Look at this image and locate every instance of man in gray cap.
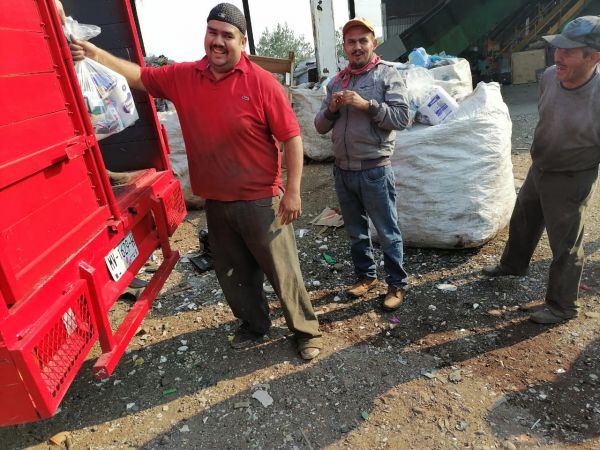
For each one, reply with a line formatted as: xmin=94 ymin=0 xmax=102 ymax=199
xmin=69 ymin=3 xmax=323 ymax=359
xmin=483 ymin=16 xmax=600 ymax=324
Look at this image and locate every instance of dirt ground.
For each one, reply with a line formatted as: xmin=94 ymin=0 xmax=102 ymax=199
xmin=3 ymin=82 xmax=600 ymax=450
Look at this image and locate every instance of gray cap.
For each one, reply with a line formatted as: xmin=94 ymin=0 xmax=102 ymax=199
xmin=207 ymin=3 xmax=247 ymax=35
xmin=542 ymin=16 xmax=600 ymax=50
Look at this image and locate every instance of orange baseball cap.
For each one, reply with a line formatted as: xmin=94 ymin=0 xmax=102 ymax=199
xmin=342 ymin=17 xmax=375 ymax=36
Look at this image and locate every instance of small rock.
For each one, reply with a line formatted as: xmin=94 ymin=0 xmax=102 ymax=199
xmin=179 ymin=425 xmax=190 ymax=433
xmin=502 ymin=441 xmax=517 ymax=450
xmin=420 ymin=369 xmax=436 ymax=379
xmin=584 ymin=311 xmax=600 ymax=319
xmin=455 ymin=420 xmax=468 ymax=431
xmin=448 ymin=370 xmax=462 ymax=383
xmin=436 ymin=283 xmax=457 ymax=292
xmin=48 ymin=432 xmax=71 ymax=446
xmin=234 ymin=401 xmax=251 ymax=409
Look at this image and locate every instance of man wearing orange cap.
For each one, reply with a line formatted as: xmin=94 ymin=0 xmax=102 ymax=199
xmin=483 ymin=16 xmax=600 ymax=324
xmin=315 ymin=17 xmax=409 ymax=311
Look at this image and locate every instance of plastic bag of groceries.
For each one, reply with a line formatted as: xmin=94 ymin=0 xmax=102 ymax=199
xmin=63 ymin=16 xmax=138 ymax=140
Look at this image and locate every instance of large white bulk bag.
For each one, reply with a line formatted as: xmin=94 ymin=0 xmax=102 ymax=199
xmin=392 ymin=82 xmax=515 ymax=248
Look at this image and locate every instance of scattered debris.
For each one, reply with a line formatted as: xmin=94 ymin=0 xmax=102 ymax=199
xmin=252 ymin=390 xmax=274 ymax=407
xmin=49 ymin=432 xmax=71 ymax=446
xmin=322 ymin=253 xmax=336 ymax=265
xmin=310 ymin=207 xmax=344 ymax=228
xmin=436 ymin=283 xmax=457 ymax=292
xmin=448 ymin=370 xmax=462 ymax=383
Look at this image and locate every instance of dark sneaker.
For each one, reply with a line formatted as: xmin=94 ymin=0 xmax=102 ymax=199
xmin=529 ymin=308 xmax=570 ymax=324
xmin=482 ymin=265 xmax=525 ymax=277
xmin=383 ymin=286 xmax=405 ymax=311
xmin=347 ymin=277 xmax=378 ymax=297
xmin=230 ymin=325 xmax=266 ymax=349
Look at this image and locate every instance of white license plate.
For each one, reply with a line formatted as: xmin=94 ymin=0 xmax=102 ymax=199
xmin=105 ymin=232 xmax=139 ymax=281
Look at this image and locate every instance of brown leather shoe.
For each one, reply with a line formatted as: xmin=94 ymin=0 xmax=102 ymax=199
xmin=347 ymin=277 xmax=378 ymax=297
xmin=300 ymin=347 xmax=320 ymax=360
xmin=383 ymin=286 xmax=405 ymax=311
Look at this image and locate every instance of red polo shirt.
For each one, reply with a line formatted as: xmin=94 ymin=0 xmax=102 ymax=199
xmin=141 ymin=53 xmax=300 ymax=201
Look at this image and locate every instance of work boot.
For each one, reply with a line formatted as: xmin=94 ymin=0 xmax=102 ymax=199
xmin=299 ymin=347 xmax=320 ymax=360
xmin=383 ymin=286 xmax=405 ymax=311
xmin=529 ymin=307 xmax=571 ymax=324
xmin=297 ymin=337 xmax=323 ymax=361
xmin=346 ymin=277 xmax=378 ymax=298
xmin=482 ymin=264 xmax=526 ymax=277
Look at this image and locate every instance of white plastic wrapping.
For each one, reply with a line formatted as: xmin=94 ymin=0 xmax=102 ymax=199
xmin=291 ymin=83 xmax=334 ymax=161
xmin=64 ymin=16 xmax=138 ymax=140
xmin=75 ymin=59 xmax=138 ymax=140
xmin=399 ymin=58 xmax=473 ymax=126
xmin=157 ymin=109 xmax=205 ymax=210
xmin=429 ymin=58 xmax=473 ymax=100
xmin=391 ymin=83 xmax=515 ymax=248
xmin=417 ymin=85 xmax=459 ymax=125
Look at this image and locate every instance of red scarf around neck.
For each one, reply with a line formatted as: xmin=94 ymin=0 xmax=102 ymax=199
xmin=335 ymin=55 xmax=381 ymax=88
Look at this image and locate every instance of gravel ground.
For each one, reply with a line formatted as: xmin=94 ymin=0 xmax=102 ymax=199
xmin=3 ymin=82 xmax=600 ymax=450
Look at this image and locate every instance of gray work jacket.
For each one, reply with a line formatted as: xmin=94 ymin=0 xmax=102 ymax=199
xmin=314 ymin=62 xmax=409 ymax=170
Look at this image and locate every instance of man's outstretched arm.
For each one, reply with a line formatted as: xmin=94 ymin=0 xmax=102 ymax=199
xmin=69 ymin=37 xmax=146 ymax=92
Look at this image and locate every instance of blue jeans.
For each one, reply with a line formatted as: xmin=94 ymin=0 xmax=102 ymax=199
xmin=334 ymin=165 xmax=408 ymax=288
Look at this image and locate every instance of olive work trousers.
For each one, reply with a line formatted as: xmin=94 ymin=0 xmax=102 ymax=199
xmin=205 ymin=196 xmax=322 ymax=349
xmin=499 ymin=164 xmax=598 ymax=318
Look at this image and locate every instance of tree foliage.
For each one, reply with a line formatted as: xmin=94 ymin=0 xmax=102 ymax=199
xmin=256 ymin=23 xmax=314 ymax=63
xmin=335 ymin=28 xmax=345 ymax=60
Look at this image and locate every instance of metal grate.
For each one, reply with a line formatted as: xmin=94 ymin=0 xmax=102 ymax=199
xmin=164 ymin=182 xmax=186 ymax=235
xmin=32 ymin=294 xmax=94 ymax=398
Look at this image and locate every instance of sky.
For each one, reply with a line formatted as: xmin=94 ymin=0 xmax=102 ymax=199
xmin=135 ymin=0 xmax=382 ymax=62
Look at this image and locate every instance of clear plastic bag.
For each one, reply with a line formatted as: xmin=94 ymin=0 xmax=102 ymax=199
xmin=63 ymin=16 xmax=138 ymax=140
xmin=63 ymin=16 xmax=100 ymax=41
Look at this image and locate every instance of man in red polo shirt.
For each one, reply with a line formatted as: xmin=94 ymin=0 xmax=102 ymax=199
xmin=69 ymin=3 xmax=323 ymax=360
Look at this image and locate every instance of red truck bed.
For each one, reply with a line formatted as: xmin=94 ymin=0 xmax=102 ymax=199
xmin=0 ymin=0 xmax=186 ymax=425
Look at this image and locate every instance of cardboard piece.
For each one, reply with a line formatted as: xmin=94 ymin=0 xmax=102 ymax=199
xmin=310 ymin=207 xmax=344 ymax=228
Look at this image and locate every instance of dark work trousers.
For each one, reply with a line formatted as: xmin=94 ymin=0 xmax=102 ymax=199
xmin=205 ymin=196 xmax=322 ymax=349
xmin=500 ymin=164 xmax=598 ymax=318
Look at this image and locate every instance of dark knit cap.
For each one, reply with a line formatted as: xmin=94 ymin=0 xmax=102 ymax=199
xmin=207 ymin=3 xmax=247 ymax=35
